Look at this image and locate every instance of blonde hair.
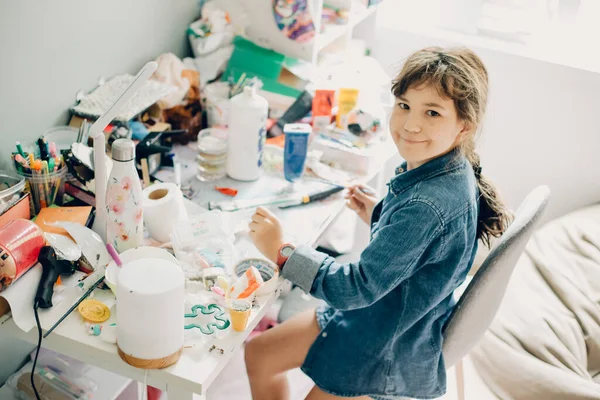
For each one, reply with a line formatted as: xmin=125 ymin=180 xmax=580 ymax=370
xmin=391 ymin=47 xmax=512 ymax=248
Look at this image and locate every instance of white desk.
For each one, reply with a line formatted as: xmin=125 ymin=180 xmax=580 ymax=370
xmin=0 ymin=140 xmax=396 ymax=399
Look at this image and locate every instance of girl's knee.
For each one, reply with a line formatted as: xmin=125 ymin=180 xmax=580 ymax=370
xmin=244 ymin=337 xmax=265 ymax=376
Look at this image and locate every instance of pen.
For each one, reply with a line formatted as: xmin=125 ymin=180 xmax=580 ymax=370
xmin=49 ymin=142 xmax=57 ymax=158
xmin=279 ymin=186 xmax=345 ymax=209
xmin=15 ymin=141 xmax=26 ymax=158
xmin=38 ymin=136 xmax=49 ymax=161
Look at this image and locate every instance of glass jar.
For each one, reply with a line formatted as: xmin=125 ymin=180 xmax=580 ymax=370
xmin=196 ymin=128 xmax=228 ymax=181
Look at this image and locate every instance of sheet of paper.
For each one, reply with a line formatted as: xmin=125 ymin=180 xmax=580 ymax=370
xmin=0 ymin=264 xmax=86 ymax=332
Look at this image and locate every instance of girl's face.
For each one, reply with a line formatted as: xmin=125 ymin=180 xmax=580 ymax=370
xmin=389 ymin=84 xmax=469 ymax=170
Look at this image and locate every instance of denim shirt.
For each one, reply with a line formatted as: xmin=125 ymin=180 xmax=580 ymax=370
xmin=282 ymin=148 xmax=479 ymax=399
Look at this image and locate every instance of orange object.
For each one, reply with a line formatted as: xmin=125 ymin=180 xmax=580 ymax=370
xmin=312 ymin=89 xmax=335 ymax=133
xmin=215 ymin=187 xmax=238 ymax=197
xmin=35 ymin=206 xmax=93 ymax=237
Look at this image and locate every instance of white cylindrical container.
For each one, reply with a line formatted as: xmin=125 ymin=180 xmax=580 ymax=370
xmin=106 ymin=139 xmax=143 ymax=252
xmin=117 ymin=258 xmax=184 ymax=369
xmin=226 ymin=86 xmax=269 ymax=181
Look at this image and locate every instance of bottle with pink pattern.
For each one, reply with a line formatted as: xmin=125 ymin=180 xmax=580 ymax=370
xmin=106 ymin=139 xmax=143 ymax=252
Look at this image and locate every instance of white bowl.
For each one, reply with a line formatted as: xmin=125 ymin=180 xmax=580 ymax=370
xmin=105 ymin=246 xmax=179 ymax=297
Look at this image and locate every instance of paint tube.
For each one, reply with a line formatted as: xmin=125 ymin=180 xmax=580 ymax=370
xmin=336 ymin=88 xmax=360 ymax=129
xmin=267 ymin=90 xmax=313 ymax=138
xmin=283 ymin=123 xmax=311 ymax=183
xmin=312 ymin=89 xmax=335 ymax=134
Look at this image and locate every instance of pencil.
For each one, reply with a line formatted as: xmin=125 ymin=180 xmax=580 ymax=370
xmin=141 ymin=158 xmax=150 ymax=188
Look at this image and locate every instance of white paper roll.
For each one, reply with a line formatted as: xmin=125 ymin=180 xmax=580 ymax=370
xmin=142 ymin=182 xmax=188 ymax=243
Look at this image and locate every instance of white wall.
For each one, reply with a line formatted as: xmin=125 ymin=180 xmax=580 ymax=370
xmin=371 ymin=23 xmax=600 ymax=223
xmin=0 ymin=0 xmax=199 ymax=384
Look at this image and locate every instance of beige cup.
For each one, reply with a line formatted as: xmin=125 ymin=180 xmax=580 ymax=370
xmin=229 ymin=299 xmax=252 ymax=332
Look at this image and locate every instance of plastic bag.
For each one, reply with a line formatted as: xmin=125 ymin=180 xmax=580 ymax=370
xmin=171 ymin=211 xmax=237 ymax=280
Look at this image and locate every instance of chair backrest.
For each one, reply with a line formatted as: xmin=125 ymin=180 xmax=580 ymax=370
xmin=442 ymin=185 xmax=550 ymax=368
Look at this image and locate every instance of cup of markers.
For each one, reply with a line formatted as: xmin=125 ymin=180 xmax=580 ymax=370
xmin=12 ymin=138 xmax=67 ymax=215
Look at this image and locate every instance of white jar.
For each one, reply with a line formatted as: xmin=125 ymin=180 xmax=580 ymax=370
xmin=106 ymin=139 xmax=143 ymax=252
xmin=226 ymin=86 xmax=269 ymax=181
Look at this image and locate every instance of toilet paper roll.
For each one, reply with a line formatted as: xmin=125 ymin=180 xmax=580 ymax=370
xmin=143 ymin=183 xmax=188 ymax=243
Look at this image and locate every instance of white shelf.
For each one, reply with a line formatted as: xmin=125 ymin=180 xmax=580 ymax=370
xmin=314 ymin=3 xmax=379 ymax=53
xmin=0 ymin=361 xmax=131 ymax=400
xmin=86 ymin=366 xmax=132 ymax=400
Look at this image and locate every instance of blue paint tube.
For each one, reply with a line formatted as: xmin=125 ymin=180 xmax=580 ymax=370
xmin=283 ymin=123 xmax=311 ymax=183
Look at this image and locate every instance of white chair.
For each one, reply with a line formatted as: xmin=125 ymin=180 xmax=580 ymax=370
xmin=442 ymin=185 xmax=551 ymax=400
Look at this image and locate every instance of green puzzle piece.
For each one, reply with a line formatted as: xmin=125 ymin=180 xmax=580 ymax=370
xmin=184 ymin=303 xmax=231 ymax=334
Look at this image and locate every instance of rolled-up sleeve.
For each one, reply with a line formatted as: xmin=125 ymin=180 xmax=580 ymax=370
xmin=281 ymin=200 xmax=444 ymax=310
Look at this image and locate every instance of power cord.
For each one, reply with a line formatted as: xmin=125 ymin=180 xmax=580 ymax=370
xmin=31 ymin=301 xmax=42 ymax=400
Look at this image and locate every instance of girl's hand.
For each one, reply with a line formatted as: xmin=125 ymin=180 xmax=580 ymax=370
xmin=248 ymin=206 xmax=284 ymax=264
xmin=345 ymin=185 xmax=379 ymax=225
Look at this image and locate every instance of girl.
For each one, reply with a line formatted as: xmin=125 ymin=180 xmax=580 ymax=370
xmin=246 ymin=47 xmax=512 ymax=400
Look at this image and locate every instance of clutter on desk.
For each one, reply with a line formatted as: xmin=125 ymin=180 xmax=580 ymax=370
xmin=0 ymin=219 xmax=44 ymax=292
xmin=105 ymin=139 xmax=144 ymax=252
xmin=116 ymin=257 xmax=185 ymax=369
xmin=142 ymin=181 xmax=188 ymax=243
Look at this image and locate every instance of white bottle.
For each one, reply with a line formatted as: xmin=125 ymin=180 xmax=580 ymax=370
xmin=106 ymin=139 xmax=143 ymax=252
xmin=226 ymin=86 xmax=269 ymax=181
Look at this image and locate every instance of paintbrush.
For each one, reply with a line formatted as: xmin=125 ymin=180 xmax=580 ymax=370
xmin=43 ymin=276 xmax=105 ymax=338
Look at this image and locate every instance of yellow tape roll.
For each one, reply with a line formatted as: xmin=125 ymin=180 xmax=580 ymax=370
xmin=78 ymin=299 xmax=110 ymax=323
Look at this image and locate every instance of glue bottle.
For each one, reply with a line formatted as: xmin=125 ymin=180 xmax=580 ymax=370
xmin=106 ymin=139 xmax=143 ymax=252
xmin=226 ymin=86 xmax=269 ymax=181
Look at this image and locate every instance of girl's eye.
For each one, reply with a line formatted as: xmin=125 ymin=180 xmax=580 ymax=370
xmin=398 ymin=103 xmax=409 ymax=110
xmin=427 ymin=110 xmax=440 ymax=117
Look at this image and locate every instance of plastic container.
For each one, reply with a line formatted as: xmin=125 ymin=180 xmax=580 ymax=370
xmin=0 ymin=170 xmax=26 ymax=215
xmin=204 ymin=82 xmax=231 ymax=127
xmin=16 ymin=166 xmax=67 ymax=216
xmin=44 ymin=126 xmax=80 ymax=151
xmin=196 ymin=128 xmax=228 ymax=181
xmin=226 ymin=86 xmax=269 ymax=181
xmin=0 ymin=219 xmax=45 ymax=292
